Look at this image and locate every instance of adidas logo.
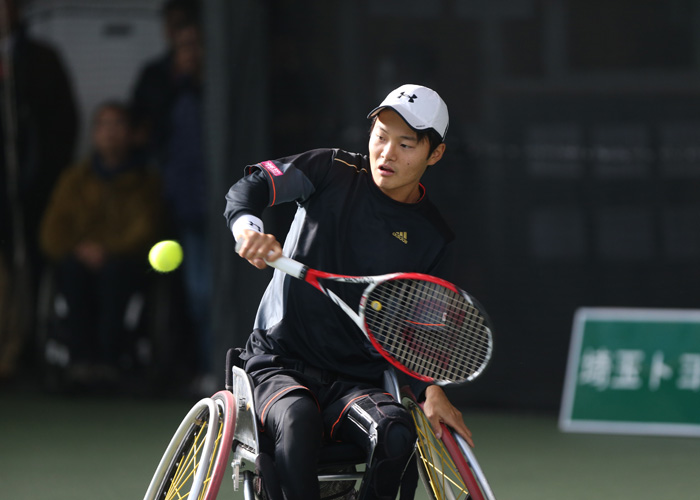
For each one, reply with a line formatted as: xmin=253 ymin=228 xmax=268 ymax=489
xmin=392 ymin=231 xmax=408 ymax=244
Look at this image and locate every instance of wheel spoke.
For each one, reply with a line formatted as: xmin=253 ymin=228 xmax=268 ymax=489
xmin=408 ymin=400 xmax=471 ymax=500
xmin=165 ymin=420 xmax=208 ymax=500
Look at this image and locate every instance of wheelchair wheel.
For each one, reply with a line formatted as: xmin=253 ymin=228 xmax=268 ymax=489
xmin=403 ymin=395 xmax=488 ymax=500
xmin=144 ymin=390 xmax=235 ymax=500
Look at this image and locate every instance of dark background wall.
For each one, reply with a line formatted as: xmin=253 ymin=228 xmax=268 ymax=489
xmin=17 ymin=0 xmax=700 ymax=412
xmin=211 ymin=0 xmax=700 ymax=413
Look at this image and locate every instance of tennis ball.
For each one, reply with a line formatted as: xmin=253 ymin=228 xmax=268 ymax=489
xmin=149 ymin=240 xmax=183 ymax=272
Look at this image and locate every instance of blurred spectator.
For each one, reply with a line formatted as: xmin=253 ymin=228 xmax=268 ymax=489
xmin=131 ymin=14 xmax=212 ymax=392
xmin=0 ymin=0 xmax=78 ymax=380
xmin=130 ymin=0 xmax=200 ymax=152
xmin=39 ymin=101 xmax=161 ymax=385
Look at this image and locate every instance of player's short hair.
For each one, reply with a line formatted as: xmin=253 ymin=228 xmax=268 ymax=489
xmin=416 ymin=128 xmax=444 ymax=158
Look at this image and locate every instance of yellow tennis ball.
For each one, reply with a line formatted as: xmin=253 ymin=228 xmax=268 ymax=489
xmin=149 ymin=240 xmax=183 ymax=272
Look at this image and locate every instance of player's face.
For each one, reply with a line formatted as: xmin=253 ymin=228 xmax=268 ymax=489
xmin=369 ymin=110 xmax=445 ymax=203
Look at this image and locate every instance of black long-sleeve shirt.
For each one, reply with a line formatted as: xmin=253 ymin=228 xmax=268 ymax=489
xmin=224 ymin=148 xmax=455 ymax=384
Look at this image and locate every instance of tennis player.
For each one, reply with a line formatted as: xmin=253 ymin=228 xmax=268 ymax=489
xmin=225 ymin=84 xmax=472 ymax=500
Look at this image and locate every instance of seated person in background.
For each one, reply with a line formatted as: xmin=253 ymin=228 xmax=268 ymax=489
xmin=40 ymin=101 xmax=162 ymax=382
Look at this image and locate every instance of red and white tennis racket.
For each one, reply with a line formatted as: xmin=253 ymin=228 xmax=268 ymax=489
xmin=237 ymin=244 xmax=493 ymax=385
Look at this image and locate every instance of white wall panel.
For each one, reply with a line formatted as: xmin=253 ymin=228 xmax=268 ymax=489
xmin=26 ymin=0 xmax=165 ymax=155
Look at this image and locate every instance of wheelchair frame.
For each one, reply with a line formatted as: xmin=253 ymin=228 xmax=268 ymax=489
xmin=144 ymin=364 xmax=497 ymax=500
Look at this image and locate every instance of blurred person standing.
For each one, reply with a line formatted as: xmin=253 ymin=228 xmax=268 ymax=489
xmin=0 ymin=0 xmax=78 ymax=380
xmin=129 ymin=0 xmax=200 ymax=152
xmin=131 ymin=14 xmax=212 ymax=393
xmin=164 ymin=20 xmax=212 ymax=392
xmin=39 ymin=102 xmax=161 ymax=386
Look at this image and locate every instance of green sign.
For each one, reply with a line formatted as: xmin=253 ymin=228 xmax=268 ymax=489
xmin=559 ymin=308 xmax=700 ymax=436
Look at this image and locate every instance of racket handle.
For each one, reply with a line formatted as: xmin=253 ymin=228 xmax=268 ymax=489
xmin=235 ymin=240 xmax=307 ymax=279
xmin=265 ymin=255 xmax=307 ymax=279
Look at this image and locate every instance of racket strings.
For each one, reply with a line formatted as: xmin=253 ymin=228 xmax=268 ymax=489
xmin=364 ymin=279 xmax=492 ymax=383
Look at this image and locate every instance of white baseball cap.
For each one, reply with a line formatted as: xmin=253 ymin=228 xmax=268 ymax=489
xmin=367 ymin=84 xmax=449 ymax=141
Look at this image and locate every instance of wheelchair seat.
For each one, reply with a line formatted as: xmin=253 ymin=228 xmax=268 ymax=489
xmin=226 ymin=360 xmax=400 ymax=499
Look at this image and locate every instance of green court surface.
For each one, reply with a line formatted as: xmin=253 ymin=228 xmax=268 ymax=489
xmin=1 ymin=390 xmax=698 ymax=500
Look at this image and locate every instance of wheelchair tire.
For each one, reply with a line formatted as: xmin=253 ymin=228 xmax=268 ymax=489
xmin=402 ymin=395 xmax=482 ymax=500
xmin=144 ymin=390 xmax=235 ymax=500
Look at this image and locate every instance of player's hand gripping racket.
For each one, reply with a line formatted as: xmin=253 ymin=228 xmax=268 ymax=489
xmin=236 ymin=243 xmax=493 ymax=385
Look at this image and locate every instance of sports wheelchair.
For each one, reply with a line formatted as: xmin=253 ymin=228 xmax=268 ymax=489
xmin=143 ymin=349 xmax=497 ymax=500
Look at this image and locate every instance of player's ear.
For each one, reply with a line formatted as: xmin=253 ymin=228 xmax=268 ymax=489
xmin=427 ymin=143 xmax=446 ymax=166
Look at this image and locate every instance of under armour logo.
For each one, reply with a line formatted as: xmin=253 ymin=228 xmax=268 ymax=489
xmin=398 ymin=92 xmax=417 ymax=103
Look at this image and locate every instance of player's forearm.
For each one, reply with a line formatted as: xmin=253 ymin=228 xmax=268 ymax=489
xmin=423 ymin=385 xmax=474 ymax=446
xmin=223 ymin=169 xmax=270 ymax=230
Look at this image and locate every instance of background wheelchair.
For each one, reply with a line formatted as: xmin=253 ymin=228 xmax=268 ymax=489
xmin=143 ymin=349 xmax=497 ymax=500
